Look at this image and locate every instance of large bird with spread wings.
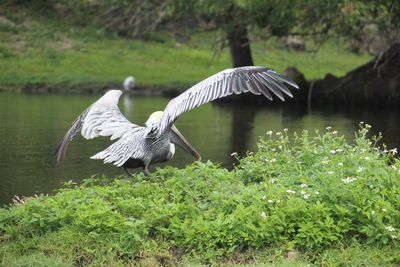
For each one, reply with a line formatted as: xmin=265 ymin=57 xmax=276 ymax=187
xmin=55 ymin=66 xmax=298 ymax=176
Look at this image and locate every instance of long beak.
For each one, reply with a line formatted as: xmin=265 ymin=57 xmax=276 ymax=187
xmin=170 ymin=125 xmax=201 ymax=160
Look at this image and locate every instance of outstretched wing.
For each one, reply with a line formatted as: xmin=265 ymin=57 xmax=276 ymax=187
xmin=148 ymin=66 xmax=299 ymax=136
xmin=55 ymin=90 xmax=143 ymax=163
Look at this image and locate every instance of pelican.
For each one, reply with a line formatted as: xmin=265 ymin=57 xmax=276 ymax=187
xmin=55 ymin=66 xmax=298 ymax=176
xmin=123 ymin=76 xmax=135 ymax=92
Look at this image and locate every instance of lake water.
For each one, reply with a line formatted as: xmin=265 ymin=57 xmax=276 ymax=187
xmin=1 ymin=92 xmax=399 ymax=205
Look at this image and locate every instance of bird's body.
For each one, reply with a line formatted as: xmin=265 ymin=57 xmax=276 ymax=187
xmin=55 ymin=66 xmax=299 ymax=176
xmin=91 ymin=125 xmax=176 ymax=175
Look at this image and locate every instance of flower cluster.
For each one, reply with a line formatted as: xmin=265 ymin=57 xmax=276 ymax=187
xmin=342 ymin=177 xmax=356 ymax=184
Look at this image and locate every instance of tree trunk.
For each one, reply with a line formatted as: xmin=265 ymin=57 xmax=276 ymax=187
xmin=227 ymin=24 xmax=254 ymax=67
xmin=311 ymin=43 xmax=400 ymax=108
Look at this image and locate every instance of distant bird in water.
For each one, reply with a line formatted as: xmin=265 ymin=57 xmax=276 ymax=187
xmin=123 ymin=76 xmax=135 ymax=115
xmin=123 ymin=76 xmax=135 ymax=93
xmin=55 ymin=66 xmax=299 ymax=177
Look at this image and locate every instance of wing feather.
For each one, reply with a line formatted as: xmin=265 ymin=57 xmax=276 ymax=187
xmin=251 ymin=74 xmax=274 ymax=100
xmin=55 ymin=90 xmax=143 ymax=164
xmin=150 ymin=66 xmax=299 ymax=136
xmin=264 ymin=72 xmax=293 ymax=98
xmin=258 ymin=73 xmax=286 ymax=101
xmin=90 ymin=128 xmax=148 ymax=167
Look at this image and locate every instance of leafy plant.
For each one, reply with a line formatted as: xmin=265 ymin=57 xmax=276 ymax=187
xmin=0 ymin=125 xmax=399 ymax=265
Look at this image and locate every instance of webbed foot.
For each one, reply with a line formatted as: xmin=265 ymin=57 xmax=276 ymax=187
xmin=123 ymin=167 xmax=134 ymax=178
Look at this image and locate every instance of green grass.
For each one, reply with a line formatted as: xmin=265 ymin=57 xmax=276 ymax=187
xmin=0 ymin=5 xmax=371 ymax=91
xmin=0 ymin=125 xmax=399 ymax=266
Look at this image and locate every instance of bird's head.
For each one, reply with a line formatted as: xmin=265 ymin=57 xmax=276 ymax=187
xmin=145 ymin=111 xmax=164 ymax=127
xmin=145 ymin=111 xmax=201 ymax=161
xmin=123 ymin=76 xmax=135 ymax=91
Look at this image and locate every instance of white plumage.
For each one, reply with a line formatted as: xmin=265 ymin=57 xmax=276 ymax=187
xmin=123 ymin=76 xmax=135 ymax=92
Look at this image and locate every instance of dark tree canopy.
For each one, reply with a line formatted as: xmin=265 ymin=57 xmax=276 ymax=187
xmin=170 ymin=0 xmax=399 ymax=66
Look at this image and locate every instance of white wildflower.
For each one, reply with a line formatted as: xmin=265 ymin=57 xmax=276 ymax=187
xmin=322 ymin=160 xmax=329 ymax=164
xmin=261 ymin=212 xmax=267 ymax=218
xmin=391 ymin=165 xmax=397 ymax=170
xmin=278 ymin=145 xmax=283 ymax=150
xmin=262 ymin=195 xmax=267 ymax=200
xmin=342 ymin=177 xmax=356 ymax=184
xmin=269 ymin=158 xmax=277 ymax=163
xmin=326 ymin=126 xmax=332 ymax=130
xmin=330 ymin=150 xmax=337 ymax=154
xmin=300 ymin=183 xmax=308 ymax=188
xmin=269 ymin=178 xmax=276 ymax=184
xmin=271 ymin=148 xmax=276 ymax=152
xmin=364 ymin=156 xmax=370 ymax=160
xmin=336 ymin=148 xmax=343 ymax=153
xmin=371 ymin=210 xmax=375 ymax=215
xmin=231 ymin=152 xmax=238 ymax=157
xmin=286 ymin=189 xmax=296 ymax=194
xmin=390 ymin=148 xmax=398 ymax=154
xmin=276 ymin=131 xmax=282 ymax=136
xmin=266 ymin=130 xmax=273 ymax=136
xmin=391 ymin=235 xmax=397 ymax=239
xmin=283 ymin=128 xmax=288 ymax=132
xmin=338 ymin=162 xmax=343 ymax=166
xmin=327 ymin=171 xmax=334 ymax=175
xmin=365 ymin=124 xmax=371 ymax=129
xmin=332 ymin=130 xmax=338 ymax=134
xmin=382 ymin=208 xmax=387 ymax=212
xmin=268 ymin=199 xmax=274 ymax=203
xmin=303 ymin=194 xmax=310 ymax=199
xmin=357 ymin=167 xmax=364 ymax=173
xmin=385 ymin=226 xmax=396 ymax=232
xmin=276 ymin=200 xmax=281 ymax=203
xmin=315 ymin=191 xmax=320 ymax=195
xmin=301 ymin=190 xmax=306 ymax=195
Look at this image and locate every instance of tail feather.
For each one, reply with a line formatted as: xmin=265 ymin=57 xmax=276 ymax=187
xmin=90 ymin=150 xmax=126 ymax=167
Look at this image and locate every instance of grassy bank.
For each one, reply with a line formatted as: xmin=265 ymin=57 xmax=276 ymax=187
xmin=0 ymin=125 xmax=399 ymax=266
xmin=0 ymin=5 xmax=372 ymax=92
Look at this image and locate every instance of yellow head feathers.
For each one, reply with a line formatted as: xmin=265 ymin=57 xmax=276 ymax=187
xmin=145 ymin=111 xmax=164 ymax=126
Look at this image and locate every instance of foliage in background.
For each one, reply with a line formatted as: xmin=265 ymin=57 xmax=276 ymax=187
xmin=0 ymin=3 xmax=371 ymax=90
xmin=4 ymin=0 xmax=398 ymax=67
xmin=0 ymin=125 xmax=399 ymax=266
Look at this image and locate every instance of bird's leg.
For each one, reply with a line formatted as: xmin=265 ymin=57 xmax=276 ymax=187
xmin=143 ymin=160 xmax=151 ymax=176
xmin=143 ymin=168 xmax=150 ymax=176
xmin=143 ymin=164 xmax=150 ymax=176
xmin=123 ymin=167 xmax=134 ymax=178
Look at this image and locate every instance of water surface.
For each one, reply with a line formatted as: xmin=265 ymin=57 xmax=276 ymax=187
xmin=0 ymin=92 xmax=399 ymax=205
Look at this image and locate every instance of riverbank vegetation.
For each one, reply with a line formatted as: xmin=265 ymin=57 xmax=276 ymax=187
xmin=0 ymin=3 xmax=371 ymax=92
xmin=1 ymin=125 xmax=399 ymax=266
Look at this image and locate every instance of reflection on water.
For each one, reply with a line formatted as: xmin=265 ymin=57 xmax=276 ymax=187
xmin=0 ymin=92 xmax=399 ymax=205
xmin=123 ymin=94 xmax=135 ymax=116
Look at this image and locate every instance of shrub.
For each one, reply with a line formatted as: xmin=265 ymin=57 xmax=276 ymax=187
xmin=0 ymin=124 xmax=399 ymax=263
